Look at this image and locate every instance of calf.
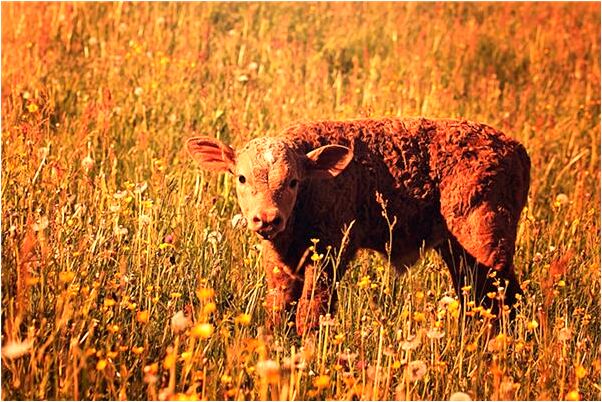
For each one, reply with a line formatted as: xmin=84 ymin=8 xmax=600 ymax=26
xmin=186 ymin=117 xmax=530 ymax=334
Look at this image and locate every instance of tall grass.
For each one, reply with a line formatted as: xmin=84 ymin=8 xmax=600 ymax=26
xmin=1 ymin=2 xmax=600 ymax=400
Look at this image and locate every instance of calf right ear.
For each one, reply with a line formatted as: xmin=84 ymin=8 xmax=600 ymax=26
xmin=305 ymin=144 xmax=353 ymax=179
xmin=186 ymin=137 xmax=236 ymax=173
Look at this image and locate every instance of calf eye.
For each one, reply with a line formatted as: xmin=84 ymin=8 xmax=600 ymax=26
xmin=289 ymin=179 xmax=298 ymax=189
xmin=238 ymin=175 xmax=246 ymax=184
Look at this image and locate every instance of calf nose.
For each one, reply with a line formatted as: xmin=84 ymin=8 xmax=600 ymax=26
xmin=249 ymin=209 xmax=283 ymax=232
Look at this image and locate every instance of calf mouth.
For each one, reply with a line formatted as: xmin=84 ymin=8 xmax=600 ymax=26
xmin=256 ymin=228 xmax=280 ymax=240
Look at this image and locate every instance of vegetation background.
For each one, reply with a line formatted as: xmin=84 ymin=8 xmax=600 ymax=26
xmin=1 ymin=2 xmax=600 ymax=400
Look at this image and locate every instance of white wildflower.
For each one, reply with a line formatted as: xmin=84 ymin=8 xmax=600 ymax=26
xmin=81 ymin=155 xmax=94 ymax=172
xmin=133 ymin=182 xmax=148 ymax=194
xmin=438 ymin=296 xmax=456 ymax=310
xmin=555 ymin=193 xmax=569 ymax=206
xmin=449 ymin=391 xmax=472 ymax=401
xmin=407 ymin=360 xmax=427 ymax=381
xmin=2 ymin=339 xmax=33 ymax=359
xmin=205 ymin=230 xmax=223 ymax=249
xmin=170 ymin=311 xmax=191 ymax=334
xmin=231 ymin=213 xmax=246 ymax=229
xmin=401 ymin=332 xmax=422 ymax=351
xmin=139 ymin=214 xmax=151 ymax=226
xmin=32 ymin=216 xmax=49 ymax=232
xmin=113 ymin=190 xmax=128 ymax=199
xmin=558 ymin=327 xmax=572 ymax=342
xmin=426 ymin=328 xmax=445 ymax=340
xmin=114 ymin=225 xmax=129 ymax=237
xmin=256 ymin=359 xmax=280 ymax=383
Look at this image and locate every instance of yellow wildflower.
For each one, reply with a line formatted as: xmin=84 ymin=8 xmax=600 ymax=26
xmin=203 ymin=302 xmax=217 ymax=314
xmin=104 ymin=298 xmax=116 ymax=308
xmin=59 ymin=271 xmax=76 ymax=283
xmin=191 ymin=323 xmax=214 ymax=339
xmin=413 ymin=312 xmax=426 ymax=323
xmin=197 ymin=287 xmax=215 ymax=301
xmin=235 ymin=313 xmax=252 ymax=326
xmin=465 ymin=342 xmax=477 ymax=353
xmin=144 ymin=363 xmax=159 ymax=375
xmin=575 ymin=365 xmax=587 ymax=379
xmin=314 ymin=374 xmax=330 ymax=389
xmin=358 ymin=276 xmax=371 ymax=289
xmin=164 ymin=352 xmax=176 ymax=369
xmin=137 ymin=310 xmax=150 ymax=324
xmin=25 ymin=277 xmax=40 ymax=286
xmin=480 ymin=309 xmax=496 ymax=319
xmin=333 ymin=333 xmax=345 ymax=345
xmin=527 ymin=320 xmax=539 ymax=331
xmin=566 ymin=390 xmax=580 ymax=401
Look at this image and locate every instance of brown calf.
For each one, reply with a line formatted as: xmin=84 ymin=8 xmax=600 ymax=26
xmin=187 ymin=117 xmax=530 ymax=334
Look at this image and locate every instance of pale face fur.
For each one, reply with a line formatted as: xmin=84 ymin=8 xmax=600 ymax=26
xmin=186 ymin=136 xmax=353 ymax=240
xmin=234 ymin=138 xmax=301 ymax=239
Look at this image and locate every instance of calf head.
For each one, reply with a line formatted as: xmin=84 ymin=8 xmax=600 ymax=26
xmin=186 ymin=136 xmax=353 ymax=240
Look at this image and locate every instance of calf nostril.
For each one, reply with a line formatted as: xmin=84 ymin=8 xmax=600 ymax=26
xmin=252 ymin=216 xmax=262 ymax=225
xmin=272 ymin=216 xmax=282 ymax=226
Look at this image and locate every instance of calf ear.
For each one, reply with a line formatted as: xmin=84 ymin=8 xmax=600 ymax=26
xmin=305 ymin=145 xmax=353 ymax=179
xmin=186 ymin=136 xmax=236 ymax=173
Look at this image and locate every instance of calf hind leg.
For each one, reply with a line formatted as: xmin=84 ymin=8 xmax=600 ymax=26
xmin=439 ymin=198 xmax=525 ymax=317
xmin=437 ymin=235 xmax=523 ymax=320
xmin=438 ymin=144 xmax=529 ymax=320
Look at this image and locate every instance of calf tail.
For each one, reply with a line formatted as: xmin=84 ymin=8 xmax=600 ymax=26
xmin=513 ymin=142 xmax=531 ymax=211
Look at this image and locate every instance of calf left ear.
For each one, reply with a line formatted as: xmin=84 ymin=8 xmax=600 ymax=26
xmin=186 ymin=136 xmax=236 ymax=173
xmin=305 ymin=145 xmax=353 ymax=179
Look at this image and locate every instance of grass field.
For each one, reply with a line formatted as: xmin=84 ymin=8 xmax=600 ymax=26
xmin=1 ymin=2 xmax=600 ymax=400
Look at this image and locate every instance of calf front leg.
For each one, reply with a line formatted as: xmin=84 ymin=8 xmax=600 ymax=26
xmin=264 ymin=263 xmax=303 ymax=330
xmin=295 ymin=262 xmax=337 ymax=336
